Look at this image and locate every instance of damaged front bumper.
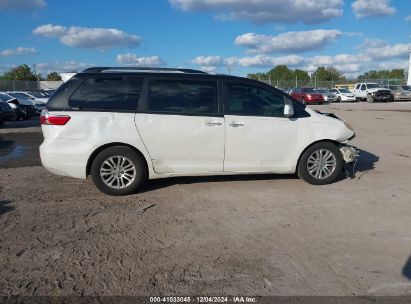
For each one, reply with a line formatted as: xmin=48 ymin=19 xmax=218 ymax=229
xmin=340 ymin=145 xmax=359 ymax=178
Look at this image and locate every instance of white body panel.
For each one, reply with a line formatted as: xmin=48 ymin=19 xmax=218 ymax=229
xmin=134 ymin=114 xmax=224 ymax=174
xmin=224 ymin=115 xmax=298 ymax=173
xmin=40 ymin=108 xmax=354 ymax=180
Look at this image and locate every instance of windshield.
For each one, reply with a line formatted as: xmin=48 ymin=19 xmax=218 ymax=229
xmin=339 ymin=89 xmax=351 ymax=93
xmin=0 ymin=93 xmax=12 ymax=102
xmin=366 ymin=84 xmax=380 ymax=89
xmin=9 ymin=93 xmax=29 ymax=99
xmin=389 ymin=86 xmax=401 ymax=91
xmin=301 ymin=88 xmax=316 ymax=93
xmin=29 ymin=91 xmax=47 ymax=98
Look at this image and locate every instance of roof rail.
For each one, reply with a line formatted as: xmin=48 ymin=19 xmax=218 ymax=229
xmin=82 ymin=67 xmax=208 ymax=74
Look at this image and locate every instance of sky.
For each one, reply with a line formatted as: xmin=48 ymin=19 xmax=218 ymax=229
xmin=0 ymin=0 xmax=410 ymax=78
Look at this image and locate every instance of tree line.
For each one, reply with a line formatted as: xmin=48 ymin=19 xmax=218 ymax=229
xmin=0 ymin=64 xmax=62 ymax=81
xmin=247 ymin=65 xmax=406 ymax=84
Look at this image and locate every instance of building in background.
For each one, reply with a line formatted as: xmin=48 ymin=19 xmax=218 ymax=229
xmin=59 ymin=73 xmax=77 ymax=83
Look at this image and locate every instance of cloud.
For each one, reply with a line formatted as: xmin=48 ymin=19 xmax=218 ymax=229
xmin=0 ymin=47 xmax=38 ymax=57
xmin=35 ymin=60 xmax=92 ymax=74
xmin=235 ymin=30 xmax=342 ymax=54
xmin=190 ymin=41 xmax=410 ymax=77
xmin=33 ymin=24 xmax=141 ymax=50
xmin=199 ymin=66 xmax=218 ymax=73
xmin=405 ymin=15 xmax=411 ymax=22
xmin=116 ymin=53 xmax=165 ymax=66
xmin=191 ymin=56 xmax=223 ymax=66
xmin=352 ymin=0 xmax=396 ymax=18
xmin=365 ymin=43 xmax=411 ymax=59
xmin=170 ymin=0 xmax=343 ymax=24
xmin=0 ymin=0 xmax=46 ymax=11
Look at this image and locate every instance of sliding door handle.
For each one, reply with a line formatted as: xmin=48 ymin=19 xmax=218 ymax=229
xmin=205 ymin=120 xmax=223 ymax=127
xmin=229 ymin=121 xmax=245 ymax=128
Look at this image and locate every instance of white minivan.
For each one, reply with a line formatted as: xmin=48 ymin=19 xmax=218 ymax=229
xmin=40 ymin=67 xmax=358 ymax=196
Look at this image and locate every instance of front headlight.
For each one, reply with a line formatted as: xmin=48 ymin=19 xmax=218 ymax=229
xmin=344 ymin=121 xmax=354 ymax=131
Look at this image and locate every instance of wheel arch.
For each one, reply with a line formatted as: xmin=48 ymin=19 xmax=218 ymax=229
xmin=86 ymin=142 xmax=149 ymax=179
xmin=296 ymin=139 xmax=342 ymax=171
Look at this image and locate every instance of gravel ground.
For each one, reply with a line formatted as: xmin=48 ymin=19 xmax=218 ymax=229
xmin=1 ymin=102 xmax=411 ymax=296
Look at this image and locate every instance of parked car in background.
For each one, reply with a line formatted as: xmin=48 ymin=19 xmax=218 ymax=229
xmin=401 ymin=85 xmax=411 ymax=91
xmin=334 ymin=84 xmax=355 ymax=92
xmin=0 ymin=100 xmax=16 ymax=125
xmin=290 ymin=88 xmax=325 ymax=105
xmin=20 ymin=90 xmax=49 ymax=103
xmin=383 ymin=85 xmax=411 ymax=101
xmin=0 ymin=92 xmax=35 ymax=120
xmin=314 ymin=88 xmax=337 ymax=103
xmin=353 ymin=83 xmax=392 ymax=102
xmin=7 ymin=92 xmax=46 ymax=114
xmin=329 ymin=88 xmax=357 ymax=102
xmin=42 ymin=89 xmax=56 ymax=97
xmin=40 ymin=67 xmax=358 ymax=196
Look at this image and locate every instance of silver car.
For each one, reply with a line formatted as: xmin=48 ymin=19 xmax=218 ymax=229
xmin=385 ymin=85 xmax=411 ymax=101
xmin=315 ymin=88 xmax=337 ymax=103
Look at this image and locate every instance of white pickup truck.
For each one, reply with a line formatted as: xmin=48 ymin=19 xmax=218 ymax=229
xmin=353 ymin=83 xmax=393 ymax=102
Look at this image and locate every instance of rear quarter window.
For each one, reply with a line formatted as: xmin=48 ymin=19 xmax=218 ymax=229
xmin=68 ymin=76 xmax=143 ymax=111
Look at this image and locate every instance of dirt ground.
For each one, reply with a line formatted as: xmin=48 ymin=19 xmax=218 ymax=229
xmin=1 ymin=102 xmax=411 ymax=296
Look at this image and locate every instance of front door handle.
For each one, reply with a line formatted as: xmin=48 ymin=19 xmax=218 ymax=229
xmin=229 ymin=121 xmax=245 ymax=128
xmin=205 ymin=120 xmax=222 ymax=127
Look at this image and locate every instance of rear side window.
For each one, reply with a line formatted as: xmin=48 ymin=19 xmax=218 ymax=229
xmin=148 ymin=79 xmax=218 ymax=115
xmin=69 ymin=77 xmax=143 ymax=111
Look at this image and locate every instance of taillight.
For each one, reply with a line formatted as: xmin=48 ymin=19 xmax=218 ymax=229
xmin=40 ymin=110 xmax=71 ymax=125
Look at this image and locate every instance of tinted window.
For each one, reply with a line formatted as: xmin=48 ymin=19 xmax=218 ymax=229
xmin=360 ymin=84 xmax=366 ymax=90
xmin=148 ymin=79 xmax=218 ymax=115
xmin=69 ymin=77 xmax=143 ymax=111
xmin=226 ymin=82 xmax=285 ymax=117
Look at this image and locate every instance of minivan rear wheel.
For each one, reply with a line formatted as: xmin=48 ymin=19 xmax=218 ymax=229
xmin=91 ymin=146 xmax=146 ymax=196
xmin=297 ymin=142 xmax=343 ymax=185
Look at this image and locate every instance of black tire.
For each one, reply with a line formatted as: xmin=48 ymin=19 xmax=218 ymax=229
xmin=91 ymin=146 xmax=146 ymax=196
xmin=337 ymin=96 xmax=342 ymax=103
xmin=366 ymin=94 xmax=374 ymax=103
xmin=297 ymin=142 xmax=343 ymax=185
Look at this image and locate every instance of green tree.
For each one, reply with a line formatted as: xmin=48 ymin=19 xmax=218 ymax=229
xmin=247 ymin=72 xmax=267 ymax=80
xmin=358 ymin=69 xmax=405 ymax=81
xmin=266 ymin=65 xmax=293 ymax=82
xmin=0 ymin=64 xmax=37 ymax=81
xmin=293 ymin=69 xmax=310 ymax=85
xmin=313 ymin=66 xmax=345 ymax=81
xmin=46 ymin=72 xmax=62 ymax=81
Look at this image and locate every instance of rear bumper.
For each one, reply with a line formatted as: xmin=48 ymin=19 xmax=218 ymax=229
xmin=40 ymin=138 xmax=93 ymax=179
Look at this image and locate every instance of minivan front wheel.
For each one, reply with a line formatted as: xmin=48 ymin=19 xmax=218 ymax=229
xmin=298 ymin=142 xmax=343 ymax=185
xmin=91 ymin=146 xmax=146 ymax=196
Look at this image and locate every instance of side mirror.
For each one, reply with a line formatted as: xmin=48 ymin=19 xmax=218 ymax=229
xmin=284 ymin=97 xmax=294 ymax=118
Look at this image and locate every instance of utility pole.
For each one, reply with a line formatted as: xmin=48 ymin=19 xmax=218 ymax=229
xmin=33 ymin=64 xmax=40 ymax=89
xmin=408 ymin=47 xmax=411 ymax=85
